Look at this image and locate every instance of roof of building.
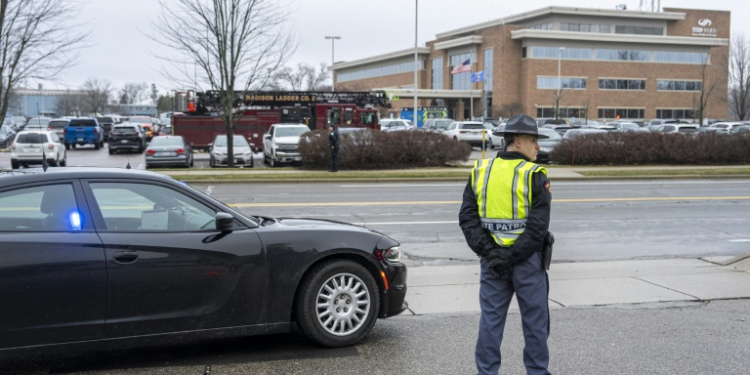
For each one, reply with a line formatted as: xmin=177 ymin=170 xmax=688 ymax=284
xmin=436 ymin=6 xmax=686 ymax=39
xmin=332 ymin=47 xmax=431 ymax=71
xmin=511 ymin=29 xmax=728 ymax=46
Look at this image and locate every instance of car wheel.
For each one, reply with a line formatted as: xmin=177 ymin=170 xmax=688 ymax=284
xmin=294 ymin=259 xmax=379 ymax=348
xmin=108 ymin=147 xmax=114 ymax=155
xmin=11 ymin=160 xmax=19 ymax=169
xmin=94 ymin=141 xmax=100 ymax=150
xmin=269 ymin=154 xmax=275 ymax=168
xmin=72 ymin=144 xmax=77 ymax=149
xmin=65 ymin=143 xmax=70 ymax=150
xmin=59 ymin=156 xmax=66 ymax=167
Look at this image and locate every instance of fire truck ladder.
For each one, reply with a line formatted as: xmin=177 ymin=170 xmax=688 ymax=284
xmin=189 ymin=90 xmax=391 ymax=115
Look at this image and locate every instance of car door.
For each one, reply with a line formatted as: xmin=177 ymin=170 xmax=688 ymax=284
xmin=0 ymin=181 xmax=106 ymax=349
xmin=81 ymin=179 xmax=266 ymax=338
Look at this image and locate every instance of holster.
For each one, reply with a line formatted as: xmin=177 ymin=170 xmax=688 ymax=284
xmin=542 ymin=231 xmax=554 ymax=270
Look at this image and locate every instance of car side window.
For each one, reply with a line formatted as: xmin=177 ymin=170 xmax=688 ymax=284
xmin=89 ymin=183 xmax=217 ymax=232
xmin=0 ymin=184 xmax=81 ymax=232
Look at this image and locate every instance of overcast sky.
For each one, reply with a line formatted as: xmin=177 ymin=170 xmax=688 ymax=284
xmin=48 ymin=0 xmax=747 ymax=96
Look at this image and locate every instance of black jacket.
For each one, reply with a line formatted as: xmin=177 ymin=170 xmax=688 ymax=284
xmin=329 ymin=129 xmax=339 ymax=151
xmin=458 ymin=151 xmax=551 ymax=265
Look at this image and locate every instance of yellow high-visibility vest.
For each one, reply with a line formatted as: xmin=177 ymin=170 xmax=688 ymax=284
xmin=471 ymin=158 xmax=547 ymax=247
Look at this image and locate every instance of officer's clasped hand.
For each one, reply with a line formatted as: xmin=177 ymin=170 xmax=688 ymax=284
xmin=483 ymin=248 xmax=514 ymax=278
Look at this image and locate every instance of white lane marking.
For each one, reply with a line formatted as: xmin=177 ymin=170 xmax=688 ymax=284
xmin=730 ymin=239 xmax=750 ymax=242
xmin=555 ymin=180 xmax=750 ymax=186
xmin=206 ymin=185 xmax=214 ymax=196
xmin=365 ymin=220 xmax=458 ymax=226
xmin=339 ymin=184 xmax=465 ymax=188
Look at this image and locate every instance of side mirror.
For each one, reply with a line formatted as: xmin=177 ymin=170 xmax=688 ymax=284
xmin=215 ymin=212 xmax=234 ymax=232
xmin=264 ymin=134 xmax=271 ymax=139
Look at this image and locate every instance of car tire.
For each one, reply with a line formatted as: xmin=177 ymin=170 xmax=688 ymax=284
xmin=72 ymin=144 xmax=77 ymax=149
xmin=65 ymin=143 xmax=70 ymax=150
xmin=294 ymin=259 xmax=379 ymax=348
xmin=269 ymin=153 xmax=275 ymax=168
xmin=108 ymin=147 xmax=114 ymax=155
xmin=11 ymin=160 xmax=19 ymax=169
xmin=94 ymin=142 xmax=100 ymax=150
xmin=59 ymin=156 xmax=66 ymax=167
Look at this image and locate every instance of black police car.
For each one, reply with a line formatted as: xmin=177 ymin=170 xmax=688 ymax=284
xmin=0 ymin=168 xmax=407 ymax=355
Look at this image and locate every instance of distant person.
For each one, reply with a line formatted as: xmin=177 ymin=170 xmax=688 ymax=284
xmin=459 ymin=113 xmax=554 ymax=375
xmin=328 ymin=124 xmax=339 ymax=172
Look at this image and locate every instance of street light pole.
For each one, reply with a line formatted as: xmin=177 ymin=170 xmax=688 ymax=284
xmin=325 ymin=36 xmax=341 ymax=92
xmin=557 ymin=47 xmax=565 ymax=120
xmin=413 ymin=0 xmax=418 ymax=128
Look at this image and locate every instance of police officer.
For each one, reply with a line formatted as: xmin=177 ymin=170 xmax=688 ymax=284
xmin=328 ymin=124 xmax=339 ymax=172
xmin=458 ymin=114 xmax=552 ymax=375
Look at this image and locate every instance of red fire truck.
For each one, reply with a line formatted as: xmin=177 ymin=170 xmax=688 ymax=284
xmin=172 ymin=90 xmax=389 ymax=150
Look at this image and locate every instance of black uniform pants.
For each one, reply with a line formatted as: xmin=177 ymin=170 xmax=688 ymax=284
xmin=330 ymin=148 xmax=338 ymax=171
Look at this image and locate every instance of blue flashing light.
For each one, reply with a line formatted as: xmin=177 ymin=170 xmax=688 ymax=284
xmin=69 ymin=211 xmax=82 ymax=231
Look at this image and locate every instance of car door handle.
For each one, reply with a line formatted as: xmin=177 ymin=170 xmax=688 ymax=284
xmin=113 ymin=251 xmax=139 ymax=263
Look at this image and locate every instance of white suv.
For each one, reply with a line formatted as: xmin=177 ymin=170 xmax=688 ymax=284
xmin=380 ymin=119 xmax=413 ymax=132
xmin=10 ymin=130 xmax=66 ymax=169
xmin=262 ymin=123 xmax=310 ymax=167
xmin=443 ymin=121 xmax=489 ymax=148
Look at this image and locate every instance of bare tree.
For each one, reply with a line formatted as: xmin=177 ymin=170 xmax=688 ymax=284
xmin=81 ymin=78 xmax=113 ymax=116
xmin=152 ymin=0 xmax=295 ymax=167
xmin=0 ymin=0 xmax=88 ymax=123
xmin=500 ymin=102 xmax=523 ymax=118
xmin=695 ymin=50 xmax=728 ymax=126
xmin=118 ymin=82 xmax=149 ymax=105
xmin=728 ymin=34 xmax=750 ymax=121
xmin=270 ymin=62 xmax=329 ymax=91
xmin=55 ymin=90 xmax=85 ymax=116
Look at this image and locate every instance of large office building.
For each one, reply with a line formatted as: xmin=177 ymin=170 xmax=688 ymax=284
xmin=332 ymin=6 xmax=730 ymax=122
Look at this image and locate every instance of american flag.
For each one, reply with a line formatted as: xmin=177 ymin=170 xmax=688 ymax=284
xmin=451 ymin=59 xmax=471 ymax=74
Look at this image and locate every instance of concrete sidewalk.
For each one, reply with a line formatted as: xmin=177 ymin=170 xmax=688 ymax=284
xmin=405 ymin=255 xmax=750 ymax=315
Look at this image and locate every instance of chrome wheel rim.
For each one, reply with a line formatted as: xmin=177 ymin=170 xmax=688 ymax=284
xmin=315 ymin=273 xmax=370 ymax=336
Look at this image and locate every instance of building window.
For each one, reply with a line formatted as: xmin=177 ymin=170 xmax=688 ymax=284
xmin=484 ymin=48 xmax=493 ymax=92
xmin=656 ymin=109 xmax=695 ymax=119
xmin=560 ymin=23 xmax=610 ymax=33
xmin=653 ymin=51 xmax=708 ymax=65
xmin=531 ymin=47 xmax=592 ymax=60
xmin=537 ymin=77 xmax=587 ymax=90
xmin=527 ymin=22 xmax=554 ymax=30
xmin=537 ymin=107 xmax=586 ymax=118
xmin=614 ymin=25 xmax=664 ymax=35
xmin=595 ymin=49 xmax=651 ymax=61
xmin=598 ymin=79 xmax=646 ymax=90
xmin=657 ymin=80 xmax=702 ymax=91
xmin=338 ymin=60 xmax=423 ymax=82
xmin=597 ymin=108 xmax=645 ymax=119
xmin=450 ymin=51 xmax=475 ymax=90
xmin=431 ymin=58 xmax=443 ymax=90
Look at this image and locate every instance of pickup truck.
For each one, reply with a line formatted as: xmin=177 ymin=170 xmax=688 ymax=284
xmin=64 ymin=118 xmax=105 ymax=150
xmin=262 ymin=123 xmax=309 ymax=167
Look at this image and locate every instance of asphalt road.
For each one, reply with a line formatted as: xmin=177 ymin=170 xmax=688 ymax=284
xmin=3 ymin=300 xmax=748 ymax=374
xmin=192 ymin=179 xmax=750 ymax=263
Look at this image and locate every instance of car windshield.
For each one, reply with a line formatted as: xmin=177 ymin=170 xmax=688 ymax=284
xmin=461 ymin=123 xmax=484 ymax=130
xmin=150 ymin=137 xmax=184 ymax=147
xmin=538 ymin=129 xmax=562 ymax=140
xmin=215 ymin=135 xmax=249 ymax=147
xmin=16 ymin=133 xmax=48 ymax=143
xmin=70 ymin=119 xmax=97 ymax=127
xmin=275 ymin=126 xmax=308 ymax=137
xmin=26 ymin=118 xmax=50 ymax=126
xmin=48 ymin=121 xmax=69 ymax=129
xmin=113 ymin=126 xmax=137 ymax=134
xmin=435 ymin=120 xmax=452 ymax=129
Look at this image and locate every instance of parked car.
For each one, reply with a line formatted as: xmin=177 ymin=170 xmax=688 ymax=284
xmin=482 ymin=122 xmax=502 ymax=149
xmin=0 ymin=167 xmax=406 ymax=351
xmin=380 ymin=119 xmax=413 ymax=132
xmin=730 ymin=125 xmax=750 ymax=134
xmin=540 ymin=124 xmax=575 ymax=136
xmin=652 ymin=124 xmax=699 ymax=135
xmin=0 ymin=125 xmax=16 ymax=148
xmin=108 ymin=124 xmax=147 ymax=154
xmin=9 ymin=130 xmax=66 ymax=169
xmin=145 ymin=135 xmax=193 ymax=168
xmin=421 ymin=118 xmax=454 ymax=133
xmin=707 ymin=122 xmax=747 ymax=133
xmin=23 ymin=117 xmax=52 ymax=131
xmin=263 ymin=123 xmax=309 ymax=167
xmin=612 ymin=122 xmax=644 ymax=132
xmin=127 ymin=117 xmax=155 ymax=140
xmin=562 ymin=128 xmax=608 ymax=140
xmin=537 ymin=118 xmax=570 ymax=126
xmin=443 ymin=121 xmax=487 ymax=148
xmin=9 ymin=116 xmax=27 ymax=131
xmin=64 ymin=118 xmax=105 ymax=150
xmin=96 ymin=117 xmax=120 ymax=141
xmin=537 ymin=128 xmax=562 ymax=163
xmin=210 ymin=134 xmax=254 ymax=168
xmin=47 ymin=119 xmax=70 ymax=139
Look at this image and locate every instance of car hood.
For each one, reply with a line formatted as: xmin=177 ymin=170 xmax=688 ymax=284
xmin=276 ymin=217 xmax=377 ymax=233
xmin=213 ymin=145 xmax=251 ymax=153
xmin=274 ymin=136 xmax=300 ymax=145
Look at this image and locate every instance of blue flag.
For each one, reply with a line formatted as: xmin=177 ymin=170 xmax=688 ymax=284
xmin=471 ymin=71 xmax=485 ymax=83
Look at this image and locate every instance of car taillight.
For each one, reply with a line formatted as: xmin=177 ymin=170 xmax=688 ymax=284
xmin=48 ymin=143 xmax=54 ymax=150
xmin=94 ymin=128 xmax=99 ymax=135
xmin=47 ymin=127 xmax=53 ymax=131
xmin=63 ymin=128 xmax=67 ymax=135
xmin=460 ymin=131 xmax=468 ymax=134
xmin=146 ymin=149 xmax=156 ymax=155
xmin=175 ymin=148 xmax=185 ymax=154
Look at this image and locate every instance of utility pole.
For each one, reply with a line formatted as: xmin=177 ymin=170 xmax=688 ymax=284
xmin=413 ymin=0 xmax=418 ymax=128
xmin=325 ymin=36 xmax=341 ymax=92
